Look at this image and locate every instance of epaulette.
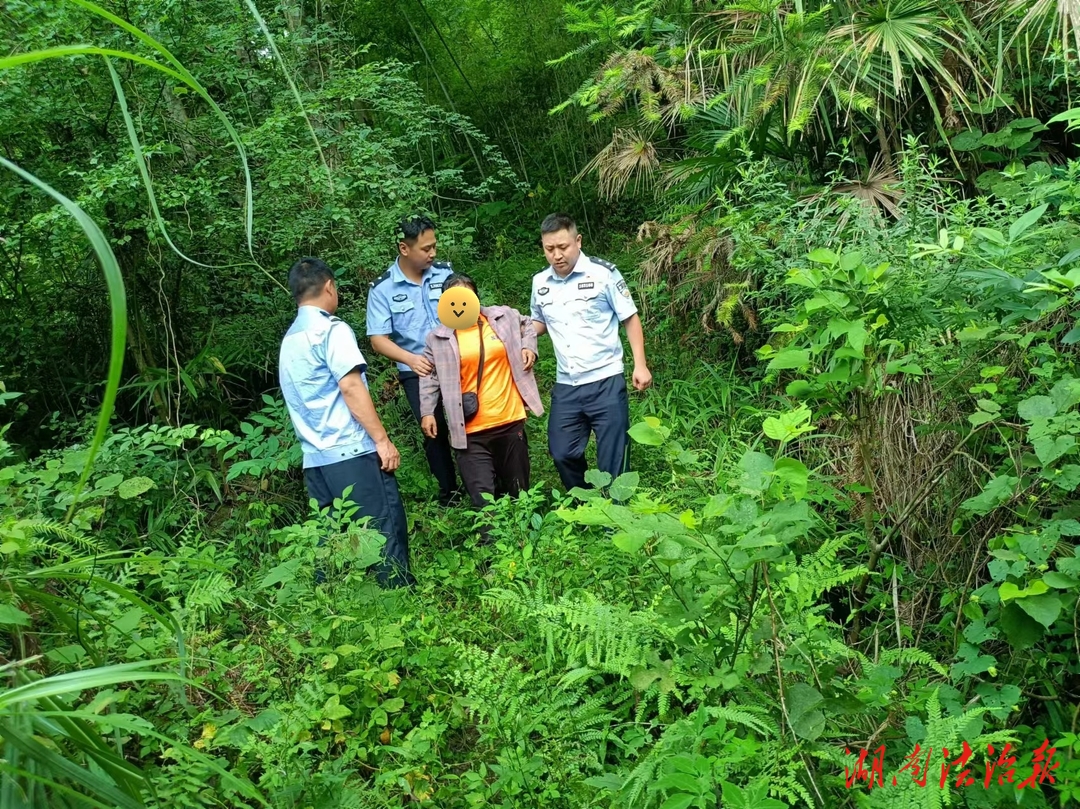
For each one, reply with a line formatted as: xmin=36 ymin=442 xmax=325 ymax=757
xmin=369 ymin=269 xmax=392 ymax=289
xmin=432 ymin=260 xmax=453 ymax=271
xmin=591 ymin=256 xmax=618 ymax=273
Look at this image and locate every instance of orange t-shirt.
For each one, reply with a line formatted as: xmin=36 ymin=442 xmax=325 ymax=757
xmin=457 ymin=315 xmax=526 ymax=434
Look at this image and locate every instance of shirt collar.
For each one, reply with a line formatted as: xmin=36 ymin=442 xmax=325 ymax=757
xmin=548 ymin=254 xmax=589 ymax=283
xmin=296 ymin=304 xmax=331 ymax=324
xmin=391 ymin=259 xmax=430 ymax=286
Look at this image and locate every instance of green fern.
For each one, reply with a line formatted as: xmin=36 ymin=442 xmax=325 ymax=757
xmin=853 ymin=688 xmax=1020 ymax=809
xmin=4 ymin=518 xmax=104 ymax=558
xmin=482 ymin=583 xmax=680 ymax=680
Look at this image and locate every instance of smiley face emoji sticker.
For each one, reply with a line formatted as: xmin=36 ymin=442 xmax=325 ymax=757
xmin=437 ymin=285 xmax=480 ymax=330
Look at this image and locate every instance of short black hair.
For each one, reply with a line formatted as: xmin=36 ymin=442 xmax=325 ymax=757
xmin=541 ymin=212 xmax=577 ymax=235
xmin=443 ymin=272 xmax=477 ymax=294
xmin=288 ymin=256 xmax=334 ymax=303
xmin=398 ymin=215 xmax=436 ymax=244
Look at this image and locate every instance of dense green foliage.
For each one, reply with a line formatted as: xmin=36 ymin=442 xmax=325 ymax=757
xmin=3 ymin=1 xmax=1080 ymax=807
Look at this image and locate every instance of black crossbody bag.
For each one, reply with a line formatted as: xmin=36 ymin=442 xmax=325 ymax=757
xmin=461 ymin=321 xmax=485 ymax=423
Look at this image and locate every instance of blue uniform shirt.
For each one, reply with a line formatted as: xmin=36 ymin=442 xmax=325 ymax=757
xmin=279 ymin=306 xmax=377 ymax=469
xmin=530 ymin=254 xmax=639 ymax=386
xmin=366 ymin=259 xmax=454 ymax=373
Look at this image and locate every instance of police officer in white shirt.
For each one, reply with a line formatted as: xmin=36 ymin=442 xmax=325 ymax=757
xmin=530 ymin=213 xmax=652 ymax=492
xmin=279 ymin=257 xmax=413 ymax=588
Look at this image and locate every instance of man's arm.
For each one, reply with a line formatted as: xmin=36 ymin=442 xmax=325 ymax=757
xmin=529 ymin=283 xmax=548 ymax=338
xmin=338 ymin=370 xmax=400 ymax=471
xmin=621 ymin=313 xmax=652 ymax=391
xmin=369 ymin=334 xmax=433 ymax=375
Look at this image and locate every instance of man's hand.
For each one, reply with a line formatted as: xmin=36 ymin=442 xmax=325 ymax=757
xmin=407 ymin=353 xmax=434 ymax=377
xmin=421 ymin=415 xmax=438 ymax=439
xmin=375 ymin=438 xmax=401 ymax=472
xmin=521 ymin=348 xmax=537 ymax=371
xmin=632 ymin=364 xmax=653 ymax=392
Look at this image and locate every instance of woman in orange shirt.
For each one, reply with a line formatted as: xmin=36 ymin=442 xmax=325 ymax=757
xmin=419 ymin=274 xmax=545 ymax=543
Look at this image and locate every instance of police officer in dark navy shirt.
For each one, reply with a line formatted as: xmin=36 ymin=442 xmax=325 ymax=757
xmin=366 ymin=216 xmax=463 ymax=506
xmin=530 ymin=213 xmax=652 ymax=492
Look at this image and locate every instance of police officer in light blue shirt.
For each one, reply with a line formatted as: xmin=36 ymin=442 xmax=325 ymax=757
xmin=531 ymin=213 xmax=652 ymax=492
xmin=279 ymin=257 xmax=414 ymax=589
xmin=366 ymin=216 xmax=462 ymax=506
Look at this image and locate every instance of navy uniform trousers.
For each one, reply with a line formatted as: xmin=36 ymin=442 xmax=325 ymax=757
xmin=547 ymin=373 xmax=630 ymax=492
xmin=303 ymin=453 xmax=414 ymax=589
xmin=399 ymin=370 xmax=460 ymax=504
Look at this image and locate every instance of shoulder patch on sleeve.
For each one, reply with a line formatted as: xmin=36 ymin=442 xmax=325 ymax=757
xmin=616 ymin=279 xmax=630 ymax=297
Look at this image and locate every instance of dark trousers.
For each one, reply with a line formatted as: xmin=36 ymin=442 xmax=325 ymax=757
xmin=303 ymin=453 xmax=414 ymax=588
xmin=454 ymin=419 xmax=530 ymax=541
xmin=548 ymin=373 xmax=630 ymax=492
xmin=400 ymin=371 xmax=460 ymax=503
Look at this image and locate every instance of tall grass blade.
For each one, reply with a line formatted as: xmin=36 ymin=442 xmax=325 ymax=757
xmin=104 ymin=57 xmax=215 ymax=269
xmin=243 ymin=0 xmax=335 ymax=194
xmin=65 ymin=0 xmax=257 ymax=261
xmin=0 ymin=722 xmax=143 ymax=808
xmin=0 ymin=158 xmax=126 ymax=524
xmin=0 ymin=660 xmax=181 ymax=709
xmin=0 ymin=763 xmax=130 ymax=809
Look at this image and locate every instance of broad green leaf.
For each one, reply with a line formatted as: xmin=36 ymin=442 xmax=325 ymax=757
xmin=609 ymin=472 xmax=640 ymax=502
xmin=956 ymin=324 xmax=997 ymax=342
xmin=846 ymin=319 xmax=867 ymax=353
xmin=951 ymin=129 xmax=984 ymax=151
xmin=839 ymin=251 xmax=862 ymax=271
xmin=773 ymin=458 xmax=809 ymax=500
xmin=998 ymin=602 xmax=1044 ymax=648
xmin=807 ymin=248 xmax=839 ymax=265
xmin=628 ymin=421 xmax=665 ymax=446
xmin=790 ymin=708 xmax=820 ymax=738
xmin=951 ymin=643 xmax=996 ymax=680
xmin=118 ymin=476 xmax=155 ymax=499
xmin=611 ymin=531 xmax=649 ymax=554
xmin=584 ymin=468 xmax=613 ymax=487
xmin=0 ymin=603 xmax=31 ymax=626
xmin=382 ymin=697 xmax=405 ymax=713
xmin=1050 ymin=376 xmax=1080 ymax=410
xmin=999 ymin=580 xmax=1048 ymax=601
xmin=737 ymin=451 xmax=774 ymax=495
xmin=1052 ymin=464 xmax=1080 ymax=491
xmin=766 ymin=349 xmax=810 ymax=371
xmin=1017 ymin=593 xmax=1062 ymax=628
xmin=260 ymin=559 xmax=300 ymax=589
xmin=786 ymin=682 xmax=825 ymax=741
xmin=1017 ymin=395 xmax=1057 ymax=421
xmin=762 ymin=404 xmax=814 ymax=442
xmin=1008 ymin=204 xmax=1049 ymax=242
xmin=1034 ymin=435 xmax=1075 ymax=465
xmin=1042 ymin=572 xmax=1080 ymax=589
xmin=96 ymin=473 xmax=125 ymax=492
xmin=960 ymin=475 xmax=1018 ymax=515
xmin=322 ymin=695 xmax=351 ymax=720
xmin=785 ymin=379 xmax=815 ymax=397
xmin=703 ymin=494 xmax=732 ymax=521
